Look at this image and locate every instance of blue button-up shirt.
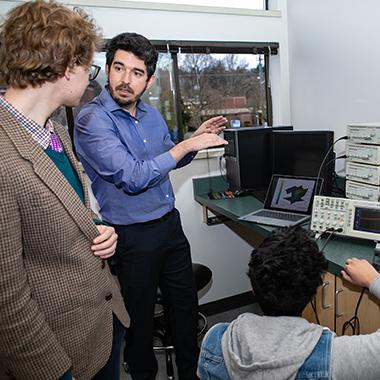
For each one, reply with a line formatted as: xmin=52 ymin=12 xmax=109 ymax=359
xmin=74 ymin=87 xmax=195 ymax=225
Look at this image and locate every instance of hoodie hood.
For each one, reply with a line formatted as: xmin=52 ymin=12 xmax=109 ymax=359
xmin=221 ymin=313 xmax=324 ymax=380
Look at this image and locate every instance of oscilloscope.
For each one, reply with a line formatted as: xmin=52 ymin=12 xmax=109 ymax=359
xmin=311 ymin=195 xmax=380 ymax=241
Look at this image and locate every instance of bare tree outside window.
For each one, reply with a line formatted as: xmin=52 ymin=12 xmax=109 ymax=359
xmin=178 ymin=53 xmax=267 ymax=138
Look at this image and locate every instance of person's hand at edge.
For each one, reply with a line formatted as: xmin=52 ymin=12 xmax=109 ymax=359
xmin=91 ymin=225 xmax=118 ymax=259
xmin=341 ymin=258 xmax=380 ymax=288
xmin=191 ymin=116 xmax=228 ymax=138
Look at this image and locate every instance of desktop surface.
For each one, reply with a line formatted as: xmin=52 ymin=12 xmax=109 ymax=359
xmin=193 ymin=175 xmax=375 ymax=275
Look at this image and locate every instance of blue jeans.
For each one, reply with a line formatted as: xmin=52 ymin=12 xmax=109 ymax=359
xmin=295 ymin=329 xmax=332 ymax=380
xmin=92 ymin=315 xmax=126 ymax=380
xmin=198 ymin=323 xmax=231 ymax=380
xmin=198 ymin=323 xmax=332 ymax=380
xmin=59 ymin=316 xmax=125 ymax=380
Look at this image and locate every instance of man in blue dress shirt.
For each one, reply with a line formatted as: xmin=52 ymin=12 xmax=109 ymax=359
xmin=74 ymin=32 xmax=227 ymax=380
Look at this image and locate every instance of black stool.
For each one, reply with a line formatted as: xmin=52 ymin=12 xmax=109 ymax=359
xmin=153 ymin=262 xmax=212 ymax=380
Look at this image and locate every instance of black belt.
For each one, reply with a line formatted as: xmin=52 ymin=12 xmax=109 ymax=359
xmin=133 ymin=208 xmax=175 ymax=226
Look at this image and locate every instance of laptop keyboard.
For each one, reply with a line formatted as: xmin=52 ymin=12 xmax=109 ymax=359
xmin=255 ymin=210 xmax=304 ymax=221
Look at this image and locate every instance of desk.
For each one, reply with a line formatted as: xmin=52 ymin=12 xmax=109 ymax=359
xmin=193 ymin=176 xmax=375 ymax=274
xmin=193 ymin=176 xmax=380 ymax=334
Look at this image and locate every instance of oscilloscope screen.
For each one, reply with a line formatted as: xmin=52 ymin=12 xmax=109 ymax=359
xmin=354 ymin=207 xmax=380 ymax=234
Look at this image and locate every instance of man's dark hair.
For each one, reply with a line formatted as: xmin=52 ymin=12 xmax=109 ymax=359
xmin=106 ymin=32 xmax=158 ymax=79
xmin=247 ymin=226 xmax=328 ymax=317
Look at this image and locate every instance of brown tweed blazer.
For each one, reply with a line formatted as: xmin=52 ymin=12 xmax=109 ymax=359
xmin=0 ymin=106 xmax=129 ymax=380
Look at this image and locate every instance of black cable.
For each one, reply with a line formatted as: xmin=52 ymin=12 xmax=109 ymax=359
xmin=206 ymin=148 xmax=212 ymax=194
xmin=315 ymin=227 xmax=363 ymax=336
xmin=310 ymin=296 xmax=321 ymax=325
xmin=316 ymin=228 xmax=339 ymax=250
xmin=316 ymin=136 xmax=348 ymax=195
xmin=341 ymin=242 xmax=380 ymax=335
xmin=324 ymin=155 xmax=347 ymax=170
xmin=218 ymin=155 xmax=228 ymax=184
xmin=317 ymin=155 xmax=347 ymax=196
xmin=341 ymin=287 xmax=365 ymax=335
xmin=310 ymin=228 xmax=339 ymax=325
xmin=332 ymin=171 xmax=346 ymax=196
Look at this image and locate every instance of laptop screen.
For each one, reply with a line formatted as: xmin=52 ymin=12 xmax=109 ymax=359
xmin=265 ymin=175 xmax=320 ymax=215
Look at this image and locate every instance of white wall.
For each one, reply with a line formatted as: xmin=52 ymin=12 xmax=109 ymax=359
xmin=0 ymin=0 xmax=291 ymax=303
xmin=170 ymin=154 xmax=253 ymax=303
xmin=287 ymin=0 xmax=380 ymax=171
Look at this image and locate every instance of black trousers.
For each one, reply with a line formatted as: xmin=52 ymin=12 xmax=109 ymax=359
xmin=112 ymin=209 xmax=199 ymax=380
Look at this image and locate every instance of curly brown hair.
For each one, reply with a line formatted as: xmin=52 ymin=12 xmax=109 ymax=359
xmin=0 ymin=1 xmax=103 ymax=89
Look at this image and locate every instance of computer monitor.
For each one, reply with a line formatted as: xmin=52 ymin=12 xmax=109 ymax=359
xmin=272 ymin=130 xmax=334 ymax=195
xmin=224 ymin=126 xmax=293 ymax=192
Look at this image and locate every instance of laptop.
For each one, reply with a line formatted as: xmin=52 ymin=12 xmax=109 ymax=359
xmin=239 ymin=175 xmax=322 ymax=227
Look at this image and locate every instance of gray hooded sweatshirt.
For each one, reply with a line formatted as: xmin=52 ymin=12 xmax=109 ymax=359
xmin=221 ymin=276 xmax=380 ymax=380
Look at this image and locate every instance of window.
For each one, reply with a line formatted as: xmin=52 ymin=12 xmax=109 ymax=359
xmin=65 ymin=40 xmax=278 ymax=143
xmin=177 ymin=52 xmax=267 ymax=139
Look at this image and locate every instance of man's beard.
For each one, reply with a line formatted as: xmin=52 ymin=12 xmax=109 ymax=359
xmin=109 ymin=81 xmax=147 ymax=108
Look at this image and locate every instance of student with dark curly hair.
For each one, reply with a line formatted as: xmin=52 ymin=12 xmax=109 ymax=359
xmin=248 ymin=226 xmax=328 ymax=317
xmin=198 ymin=226 xmax=380 ymax=380
xmin=0 ymin=2 xmax=129 ymax=379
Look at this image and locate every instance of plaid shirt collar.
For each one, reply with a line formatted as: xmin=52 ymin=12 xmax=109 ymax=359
xmin=0 ymin=96 xmax=52 ymax=149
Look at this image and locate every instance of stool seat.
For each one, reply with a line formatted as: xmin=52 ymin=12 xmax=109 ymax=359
xmin=193 ymin=263 xmax=212 ymax=292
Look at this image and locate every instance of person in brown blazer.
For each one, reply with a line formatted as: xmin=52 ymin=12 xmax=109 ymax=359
xmin=0 ymin=1 xmax=129 ymax=379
